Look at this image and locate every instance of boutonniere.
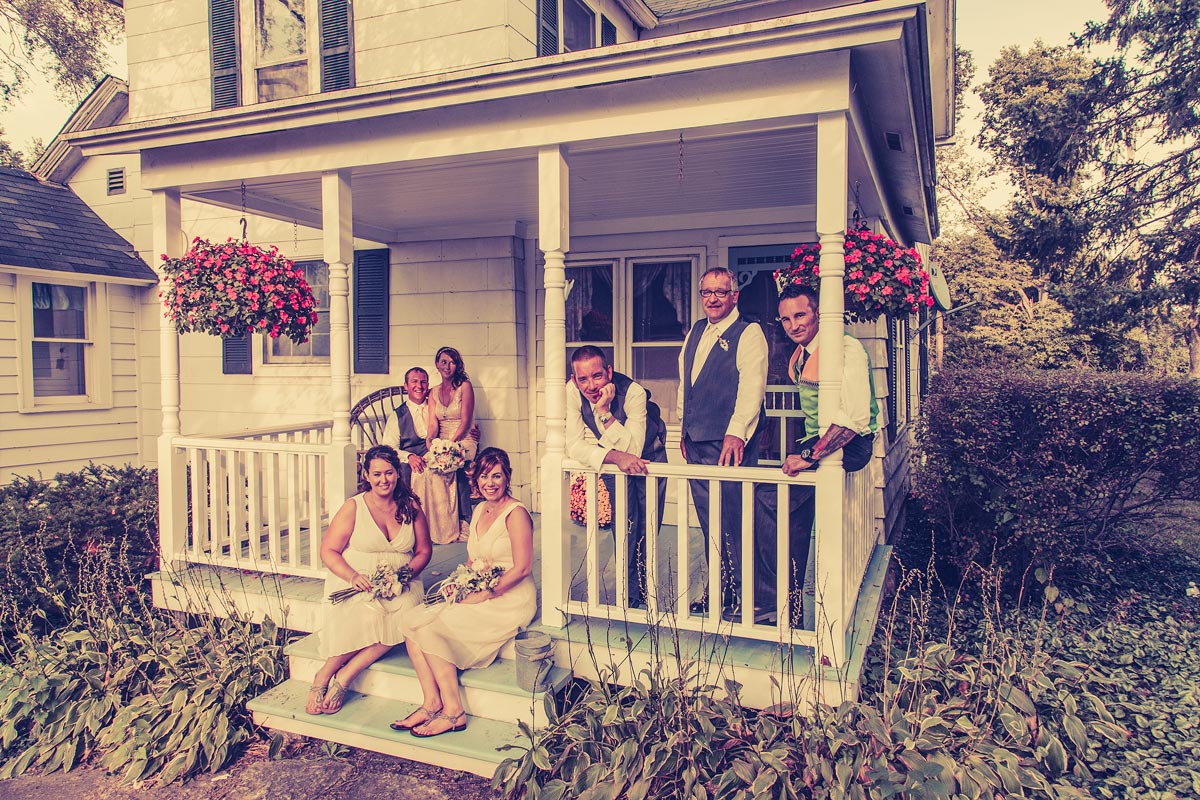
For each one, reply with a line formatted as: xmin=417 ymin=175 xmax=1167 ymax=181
xmin=717 ymin=337 xmax=730 ymax=351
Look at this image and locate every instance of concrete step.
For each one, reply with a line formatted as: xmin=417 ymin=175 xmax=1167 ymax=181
xmin=248 ymin=678 xmax=527 ymax=778
xmin=287 ymin=633 xmax=571 ymax=727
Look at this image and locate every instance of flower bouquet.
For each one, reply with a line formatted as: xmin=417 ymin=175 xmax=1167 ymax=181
xmin=159 ymin=237 xmax=319 ymax=344
xmin=773 ymin=227 xmax=933 ymax=323
xmin=328 ymin=564 xmax=414 ymax=605
xmin=426 ymin=438 xmax=470 ymax=476
xmin=423 ymin=563 xmax=506 ymax=606
xmin=568 ymin=472 xmax=612 ymax=528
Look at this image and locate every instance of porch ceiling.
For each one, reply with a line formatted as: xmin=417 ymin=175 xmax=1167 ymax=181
xmin=187 ymin=126 xmax=822 ymax=244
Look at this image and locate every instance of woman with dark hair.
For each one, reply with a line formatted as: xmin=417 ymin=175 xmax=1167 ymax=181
xmin=306 ymin=445 xmax=432 ymax=715
xmin=392 ymin=447 xmax=536 ymax=737
xmin=423 ymin=346 xmax=478 ymax=544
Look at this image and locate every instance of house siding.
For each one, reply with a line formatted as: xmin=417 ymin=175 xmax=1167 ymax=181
xmin=0 ymin=278 xmax=146 ymax=483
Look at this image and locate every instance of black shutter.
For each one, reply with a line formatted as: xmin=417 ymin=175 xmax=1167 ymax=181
xmin=600 ymin=15 xmax=616 ymax=47
xmin=353 ymin=249 xmax=390 ymax=374
xmin=537 ymin=0 xmax=559 ymax=57
xmin=210 ymin=0 xmax=241 ymax=110
xmin=319 ymin=0 xmax=354 ymax=92
xmin=222 ymin=333 xmax=253 ymax=374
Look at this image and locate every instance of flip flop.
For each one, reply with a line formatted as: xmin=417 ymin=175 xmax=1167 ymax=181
xmin=390 ymin=706 xmax=437 ymax=731
xmin=305 ymin=683 xmax=327 ymax=715
xmin=321 ymin=677 xmax=347 ymax=714
xmin=410 ymin=710 xmax=467 ymax=738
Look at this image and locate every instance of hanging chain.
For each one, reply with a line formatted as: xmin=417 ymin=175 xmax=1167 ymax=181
xmin=852 ymin=180 xmax=864 ymax=228
xmin=292 ymin=218 xmax=298 ymax=255
xmin=678 ymin=132 xmax=685 ymax=186
xmin=239 ymin=180 xmax=248 ymax=240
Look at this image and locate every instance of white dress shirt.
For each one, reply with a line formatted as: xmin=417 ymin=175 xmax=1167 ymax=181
xmin=381 ymin=398 xmax=429 ymax=460
xmin=798 ymin=334 xmax=875 ymax=435
xmin=676 ymin=308 xmax=769 ymax=442
xmin=565 ymin=378 xmax=648 ymax=470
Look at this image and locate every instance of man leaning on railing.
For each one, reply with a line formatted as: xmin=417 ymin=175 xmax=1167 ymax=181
xmin=565 ymin=346 xmax=668 ymax=608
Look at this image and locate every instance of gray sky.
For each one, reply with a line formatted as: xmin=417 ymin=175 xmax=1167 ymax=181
xmin=2 ymin=1 xmax=1109 ymax=159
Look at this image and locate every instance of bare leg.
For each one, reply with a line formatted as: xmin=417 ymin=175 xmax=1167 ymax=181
xmin=392 ymin=639 xmax=443 ymax=728
xmin=320 ymin=642 xmax=393 ymax=713
xmin=412 ymin=652 xmax=466 ymax=735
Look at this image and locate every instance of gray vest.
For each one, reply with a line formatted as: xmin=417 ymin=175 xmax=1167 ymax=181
xmin=390 ymin=403 xmax=428 ymax=457
xmin=578 ymin=372 xmax=668 ymax=463
xmin=681 ymin=317 xmax=757 ymax=442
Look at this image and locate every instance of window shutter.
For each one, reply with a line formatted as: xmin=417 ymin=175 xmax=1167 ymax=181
xmin=319 ymin=0 xmax=354 ymax=92
xmin=601 ymin=15 xmax=617 ymax=47
xmin=537 ymin=0 xmax=559 ymax=57
xmin=210 ymin=0 xmax=241 ymax=110
xmin=222 ymin=333 xmax=253 ymax=375
xmin=353 ymin=249 xmax=390 ymax=374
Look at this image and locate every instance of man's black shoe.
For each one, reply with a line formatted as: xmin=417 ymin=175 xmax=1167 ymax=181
xmin=689 ymin=597 xmax=708 ymax=614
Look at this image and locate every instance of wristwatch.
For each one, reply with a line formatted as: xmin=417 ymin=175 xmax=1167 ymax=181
xmin=799 ymin=446 xmax=819 ymax=463
xmin=598 ymin=412 xmax=614 ymax=424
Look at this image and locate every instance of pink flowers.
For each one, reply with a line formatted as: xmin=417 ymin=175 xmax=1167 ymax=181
xmin=773 ymin=226 xmax=933 ymax=322
xmin=159 ymin=236 xmax=319 ymax=345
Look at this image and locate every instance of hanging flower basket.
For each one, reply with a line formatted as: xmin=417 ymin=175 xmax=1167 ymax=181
xmin=773 ymin=227 xmax=934 ymax=323
xmin=159 ymin=237 xmax=319 ymax=344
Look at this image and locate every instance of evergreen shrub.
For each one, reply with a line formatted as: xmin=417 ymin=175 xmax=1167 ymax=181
xmin=913 ymin=368 xmax=1200 ymax=588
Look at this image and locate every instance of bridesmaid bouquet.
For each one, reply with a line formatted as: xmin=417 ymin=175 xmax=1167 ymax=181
xmin=423 ymin=563 xmax=506 ymax=606
xmin=426 ymin=438 xmax=470 ymax=476
xmin=328 ymin=564 xmax=414 ymax=605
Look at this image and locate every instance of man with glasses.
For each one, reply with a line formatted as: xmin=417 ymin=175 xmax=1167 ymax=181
xmin=677 ymin=267 xmax=769 ymax=620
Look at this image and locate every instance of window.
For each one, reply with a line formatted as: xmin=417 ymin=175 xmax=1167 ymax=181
xmin=537 ymin=0 xmax=616 ymax=57
xmin=106 ymin=168 xmax=126 ymax=196
xmin=562 ymin=0 xmax=595 ymax=52
xmin=17 ymin=277 xmax=112 ymax=411
xmin=565 ymin=253 xmax=697 ymax=425
xmin=265 ymin=260 xmax=330 ymax=362
xmin=256 ymin=0 xmax=308 ymax=102
xmin=208 ymin=0 xmax=353 ymax=110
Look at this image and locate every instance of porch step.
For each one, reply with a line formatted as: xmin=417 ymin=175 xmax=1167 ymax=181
xmin=248 ymin=678 xmax=527 ymax=778
xmin=286 ymin=633 xmax=571 ymax=727
xmin=150 ymin=564 xmax=325 ymax=633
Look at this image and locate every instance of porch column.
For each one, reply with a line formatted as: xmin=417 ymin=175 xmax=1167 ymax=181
xmin=151 ymin=188 xmax=187 ymax=566
xmin=538 ymin=145 xmax=571 ymax=628
xmin=814 ymin=112 xmax=849 ymax=670
xmin=322 ymin=169 xmax=358 ymax=511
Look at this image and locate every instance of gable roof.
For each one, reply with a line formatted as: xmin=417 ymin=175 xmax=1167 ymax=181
xmin=0 ymin=168 xmax=156 ymax=283
xmin=31 ymin=75 xmax=129 ymax=184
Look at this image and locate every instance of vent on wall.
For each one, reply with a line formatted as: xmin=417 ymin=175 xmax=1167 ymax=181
xmin=106 ymin=168 xmax=126 ymax=195
xmin=885 ymin=132 xmax=903 ymax=152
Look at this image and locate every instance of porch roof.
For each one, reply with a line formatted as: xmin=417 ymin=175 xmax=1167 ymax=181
xmin=70 ymin=1 xmax=941 ymax=245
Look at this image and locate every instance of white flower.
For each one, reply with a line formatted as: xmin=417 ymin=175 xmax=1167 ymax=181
xmin=1187 ymin=581 xmax=1199 ymax=598
xmin=717 ymin=337 xmax=730 ymax=351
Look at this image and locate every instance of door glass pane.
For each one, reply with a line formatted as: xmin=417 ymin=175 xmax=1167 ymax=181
xmin=632 ymin=261 xmax=690 ymax=343
xmin=563 ymin=0 xmax=596 ymax=52
xmin=32 ymin=283 xmax=85 ymax=339
xmin=33 ymin=342 xmax=86 ymax=396
xmin=632 ymin=345 xmax=681 ymax=425
xmin=565 ymin=263 xmax=613 ymax=344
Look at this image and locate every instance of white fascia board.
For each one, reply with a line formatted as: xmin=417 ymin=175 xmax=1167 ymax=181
xmin=615 ymin=0 xmax=659 ymax=28
xmin=71 ymin=1 xmax=921 ymax=158
xmin=1 ymin=264 xmax=159 ymax=287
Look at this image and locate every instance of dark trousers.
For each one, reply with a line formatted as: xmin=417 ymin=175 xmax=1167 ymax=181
xmin=761 ymin=432 xmax=877 ymax=619
xmin=602 ymin=471 xmax=667 ymax=607
xmin=684 ymin=432 xmax=776 ymax=611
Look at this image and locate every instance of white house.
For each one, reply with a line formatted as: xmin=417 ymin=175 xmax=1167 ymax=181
xmin=55 ymin=0 xmax=954 ymax=776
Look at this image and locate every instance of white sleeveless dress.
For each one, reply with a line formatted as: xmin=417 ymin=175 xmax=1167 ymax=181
xmin=402 ymin=500 xmax=537 ymax=669
xmin=318 ymin=493 xmax=423 ymax=658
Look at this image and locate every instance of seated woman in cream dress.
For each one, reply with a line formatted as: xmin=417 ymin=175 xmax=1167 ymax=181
xmin=307 ymin=445 xmax=432 ymax=715
xmin=392 ymin=448 xmax=537 ymax=737
xmin=424 ymin=346 xmax=478 ymax=544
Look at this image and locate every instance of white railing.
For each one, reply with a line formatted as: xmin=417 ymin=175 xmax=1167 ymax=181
xmin=559 ymin=460 xmax=822 ymax=646
xmin=165 ymin=421 xmax=334 ymax=578
xmin=842 ymin=457 xmax=882 ymax=607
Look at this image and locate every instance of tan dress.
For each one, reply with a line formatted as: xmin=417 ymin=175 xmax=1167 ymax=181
xmin=402 ymin=500 xmax=537 ymax=669
xmin=318 ymin=493 xmax=423 ymax=658
xmin=421 ymin=383 xmax=478 ymax=544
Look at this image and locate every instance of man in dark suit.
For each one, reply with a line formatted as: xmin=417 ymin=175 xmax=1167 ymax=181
xmin=566 ymin=346 xmax=668 ymax=608
xmin=677 ymin=268 xmax=769 ymax=619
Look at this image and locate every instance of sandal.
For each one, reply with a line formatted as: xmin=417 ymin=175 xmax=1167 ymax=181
xmin=390 ymin=705 xmax=437 ymax=731
xmin=305 ymin=683 xmax=327 ymax=715
xmin=321 ymin=677 xmax=347 ymax=714
xmin=410 ymin=710 xmax=467 ymax=738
